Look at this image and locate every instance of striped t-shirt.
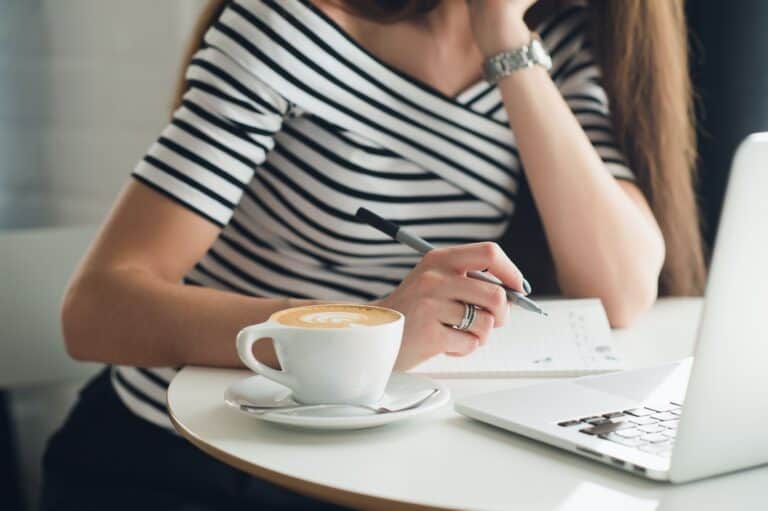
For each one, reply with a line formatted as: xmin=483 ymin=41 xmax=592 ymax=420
xmin=114 ymin=0 xmax=633 ymax=429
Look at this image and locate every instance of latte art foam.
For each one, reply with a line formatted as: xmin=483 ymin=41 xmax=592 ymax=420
xmin=273 ymin=304 xmax=400 ymax=328
xmin=299 ymin=311 xmax=369 ymax=328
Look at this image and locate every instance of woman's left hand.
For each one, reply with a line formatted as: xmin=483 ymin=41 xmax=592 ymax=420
xmin=466 ymin=0 xmax=538 ymax=56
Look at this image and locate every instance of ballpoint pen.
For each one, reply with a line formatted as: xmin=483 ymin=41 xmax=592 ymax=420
xmin=355 ymin=207 xmax=547 ymax=317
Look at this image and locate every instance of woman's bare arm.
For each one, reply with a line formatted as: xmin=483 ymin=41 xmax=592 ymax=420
xmin=499 ymin=66 xmax=664 ymax=326
xmin=61 ymin=181 xmax=320 ymax=368
xmin=63 ymin=182 xmax=528 ymax=372
xmin=469 ymin=1 xmax=665 ymax=327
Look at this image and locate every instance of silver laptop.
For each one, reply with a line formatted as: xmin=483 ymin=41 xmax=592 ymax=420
xmin=455 ymin=133 xmax=768 ymax=483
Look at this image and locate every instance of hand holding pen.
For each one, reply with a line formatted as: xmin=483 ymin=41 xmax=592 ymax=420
xmin=356 ymin=207 xmax=546 ymax=370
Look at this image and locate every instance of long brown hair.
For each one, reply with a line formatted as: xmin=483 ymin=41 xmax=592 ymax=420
xmin=174 ymin=0 xmax=706 ymax=296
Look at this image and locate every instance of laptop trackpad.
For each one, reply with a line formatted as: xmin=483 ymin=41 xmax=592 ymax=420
xmin=574 ymin=358 xmax=692 ymax=404
xmin=456 ymin=360 xmax=692 ymax=423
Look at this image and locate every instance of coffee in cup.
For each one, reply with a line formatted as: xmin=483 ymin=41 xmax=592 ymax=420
xmin=272 ymin=304 xmax=400 ymax=328
xmin=236 ymin=304 xmax=404 ymax=405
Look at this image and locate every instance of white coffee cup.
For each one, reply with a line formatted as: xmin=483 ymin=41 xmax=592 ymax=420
xmin=236 ymin=304 xmax=404 ymax=405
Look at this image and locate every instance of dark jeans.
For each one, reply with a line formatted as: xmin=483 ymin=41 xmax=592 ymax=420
xmin=41 ymin=368 xmax=350 ymax=511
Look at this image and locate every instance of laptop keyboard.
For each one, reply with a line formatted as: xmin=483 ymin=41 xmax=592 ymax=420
xmin=557 ymin=401 xmax=683 ymax=458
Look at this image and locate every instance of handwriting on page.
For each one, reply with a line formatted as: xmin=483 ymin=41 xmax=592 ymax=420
xmin=533 ymin=311 xmax=618 ymax=368
xmin=413 ymin=299 xmax=623 ymax=377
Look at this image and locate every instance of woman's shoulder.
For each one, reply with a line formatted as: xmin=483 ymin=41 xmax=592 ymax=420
xmin=211 ymin=0 xmax=363 ymax=53
xmin=303 ymin=0 xmax=384 ymax=45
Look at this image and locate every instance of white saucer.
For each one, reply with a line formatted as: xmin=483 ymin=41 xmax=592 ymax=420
xmin=224 ymin=372 xmax=450 ymax=430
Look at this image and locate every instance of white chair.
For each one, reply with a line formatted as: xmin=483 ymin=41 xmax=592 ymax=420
xmin=0 ymin=225 xmax=101 ymax=510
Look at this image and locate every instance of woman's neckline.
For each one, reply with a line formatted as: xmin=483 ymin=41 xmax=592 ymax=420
xmin=298 ymin=0 xmax=566 ymax=104
xmin=299 ymin=0 xmax=488 ymax=103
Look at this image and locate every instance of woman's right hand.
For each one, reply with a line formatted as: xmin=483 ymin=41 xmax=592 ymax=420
xmin=375 ymin=242 xmax=526 ymax=370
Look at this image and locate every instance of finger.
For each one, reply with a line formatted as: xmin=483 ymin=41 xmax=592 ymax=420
xmin=465 ymin=309 xmax=494 ymax=343
xmin=437 ymin=301 xmax=497 ymax=344
xmin=423 ymin=242 xmax=524 ymax=292
xmin=435 ymin=300 xmax=466 ymax=327
xmin=441 ymin=277 xmax=509 ymax=327
xmin=435 ymin=302 xmax=495 ymax=344
xmin=440 ymin=326 xmax=480 ymax=356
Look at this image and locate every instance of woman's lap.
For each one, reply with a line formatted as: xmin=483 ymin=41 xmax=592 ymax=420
xmin=40 ymin=368 xmax=348 ymax=511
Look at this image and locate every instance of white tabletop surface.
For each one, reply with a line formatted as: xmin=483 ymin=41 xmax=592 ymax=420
xmin=168 ymin=298 xmax=768 ymax=510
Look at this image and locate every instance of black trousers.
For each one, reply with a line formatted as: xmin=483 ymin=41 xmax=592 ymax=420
xmin=41 ymin=368 xmax=351 ymax=511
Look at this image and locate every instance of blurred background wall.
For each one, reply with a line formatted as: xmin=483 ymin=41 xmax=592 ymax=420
xmin=0 ymin=1 xmax=204 ymax=509
xmin=0 ymin=0 xmax=205 ymax=229
xmin=686 ymin=0 xmax=768 ymax=249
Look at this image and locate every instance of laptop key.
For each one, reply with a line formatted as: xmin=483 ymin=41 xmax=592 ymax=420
xmin=662 ymin=430 xmax=677 ymax=438
xmin=558 ymin=419 xmax=582 ymax=427
xmin=645 ymin=404 xmax=678 ymax=413
xmin=651 ymin=412 xmax=678 ymax=421
xmin=629 ymin=417 xmax=657 ymax=426
xmin=638 ymin=424 xmax=665 ymax=434
xmin=641 ymin=433 xmax=668 ymax=443
xmin=663 ymin=420 xmax=680 ymax=429
xmin=624 ymin=408 xmax=655 ymax=417
xmin=602 ymin=411 xmax=624 ymax=419
xmin=579 ymin=420 xmax=632 ymax=436
xmin=614 ymin=428 xmax=643 ymax=438
xmin=579 ymin=415 xmax=604 ymax=423
xmin=585 ymin=417 xmax=613 ymax=426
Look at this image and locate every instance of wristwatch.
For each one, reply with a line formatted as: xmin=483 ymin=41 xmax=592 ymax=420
xmin=482 ymin=34 xmax=552 ymax=84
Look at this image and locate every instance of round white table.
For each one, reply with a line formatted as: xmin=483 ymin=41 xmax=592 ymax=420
xmin=168 ymin=298 xmax=768 ymax=510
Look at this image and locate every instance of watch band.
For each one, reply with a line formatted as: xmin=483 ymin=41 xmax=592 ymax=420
xmin=482 ymin=34 xmax=553 ymax=84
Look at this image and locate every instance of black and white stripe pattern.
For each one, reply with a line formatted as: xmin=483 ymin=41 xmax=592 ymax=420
xmin=117 ymin=0 xmax=633 ymax=428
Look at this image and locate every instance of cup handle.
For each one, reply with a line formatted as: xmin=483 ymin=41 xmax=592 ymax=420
xmin=236 ymin=323 xmax=297 ymax=389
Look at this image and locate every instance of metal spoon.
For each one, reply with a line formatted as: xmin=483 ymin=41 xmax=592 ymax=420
xmin=238 ymin=388 xmax=440 ymax=415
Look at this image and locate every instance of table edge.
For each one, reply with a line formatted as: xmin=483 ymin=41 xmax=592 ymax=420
xmin=167 ymin=401 xmax=446 ymax=511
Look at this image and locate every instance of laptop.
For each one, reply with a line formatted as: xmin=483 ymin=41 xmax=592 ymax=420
xmin=454 ymin=133 xmax=768 ymax=483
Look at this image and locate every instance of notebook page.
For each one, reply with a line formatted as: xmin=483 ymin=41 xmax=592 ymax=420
xmin=412 ymin=298 xmax=623 ymax=377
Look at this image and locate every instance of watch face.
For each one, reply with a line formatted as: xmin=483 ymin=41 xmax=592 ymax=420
xmin=530 ymin=41 xmax=552 ymax=70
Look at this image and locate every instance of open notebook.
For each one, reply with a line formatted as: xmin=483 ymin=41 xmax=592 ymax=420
xmin=412 ymin=299 xmax=623 ymax=377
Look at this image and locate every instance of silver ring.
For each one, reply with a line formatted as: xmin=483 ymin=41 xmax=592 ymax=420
xmin=455 ymin=303 xmax=478 ymax=331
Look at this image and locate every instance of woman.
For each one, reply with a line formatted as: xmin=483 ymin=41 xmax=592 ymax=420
xmin=43 ymin=0 xmax=705 ymax=509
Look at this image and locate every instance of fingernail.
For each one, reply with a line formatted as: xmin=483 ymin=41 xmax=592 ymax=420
xmin=522 ymin=278 xmax=532 ymax=295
